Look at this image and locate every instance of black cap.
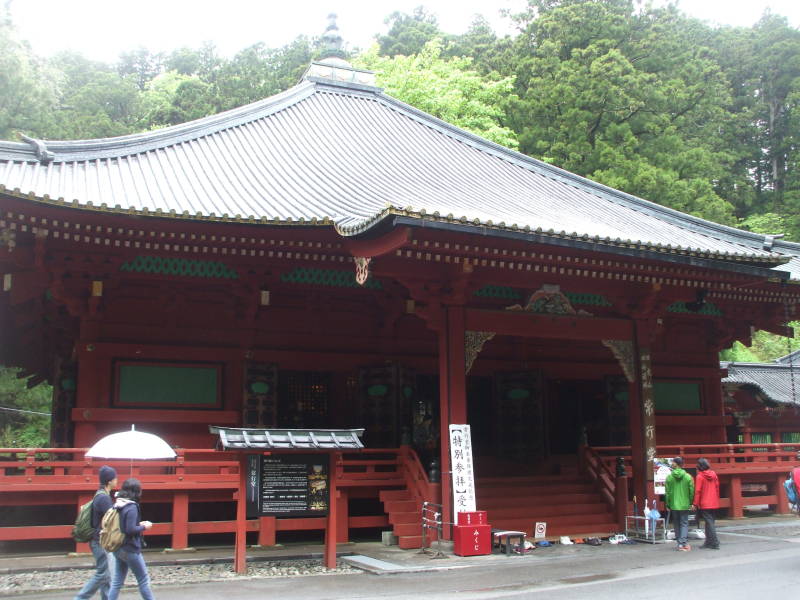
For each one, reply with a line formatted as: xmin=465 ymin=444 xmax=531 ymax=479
xmin=99 ymin=465 xmax=117 ymax=485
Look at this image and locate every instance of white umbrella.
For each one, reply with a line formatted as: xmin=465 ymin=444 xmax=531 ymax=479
xmin=86 ymin=425 xmax=176 ymax=473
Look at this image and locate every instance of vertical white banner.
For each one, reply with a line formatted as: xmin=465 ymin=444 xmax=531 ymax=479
xmin=449 ymin=424 xmax=476 ymax=515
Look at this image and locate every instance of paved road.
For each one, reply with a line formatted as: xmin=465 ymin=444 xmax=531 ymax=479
xmin=19 ymin=521 xmax=800 ymax=600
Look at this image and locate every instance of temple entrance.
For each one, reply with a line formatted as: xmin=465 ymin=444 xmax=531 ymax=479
xmin=546 ymin=379 xmax=609 ymax=454
xmin=468 ymin=372 xmax=546 ymax=476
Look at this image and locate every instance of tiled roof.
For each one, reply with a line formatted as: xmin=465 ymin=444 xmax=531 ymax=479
xmin=1 ymin=63 xmax=799 ymax=278
xmin=209 ymin=426 xmax=364 ymax=450
xmin=722 ymin=358 xmax=800 ymax=406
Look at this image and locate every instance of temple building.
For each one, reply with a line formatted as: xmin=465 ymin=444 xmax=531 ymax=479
xmin=2 ymin=49 xmax=800 ymax=545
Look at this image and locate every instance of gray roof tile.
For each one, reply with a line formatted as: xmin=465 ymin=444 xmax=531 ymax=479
xmin=722 ymin=359 xmax=800 ymax=406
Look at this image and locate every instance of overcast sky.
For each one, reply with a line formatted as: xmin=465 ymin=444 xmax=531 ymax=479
xmin=7 ymin=0 xmax=800 ymax=63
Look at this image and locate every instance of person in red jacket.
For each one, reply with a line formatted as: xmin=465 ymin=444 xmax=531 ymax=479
xmin=693 ymin=457 xmax=720 ymax=549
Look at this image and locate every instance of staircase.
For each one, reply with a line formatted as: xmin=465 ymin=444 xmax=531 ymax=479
xmin=477 ymin=471 xmax=619 ymax=539
xmin=379 ymin=488 xmax=429 ymax=549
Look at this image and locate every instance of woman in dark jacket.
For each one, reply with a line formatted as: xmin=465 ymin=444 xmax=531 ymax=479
xmin=108 ymin=478 xmax=155 ymax=600
xmin=693 ymin=458 xmax=720 ymax=550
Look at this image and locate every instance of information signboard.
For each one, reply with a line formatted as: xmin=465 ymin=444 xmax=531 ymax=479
xmin=246 ymin=454 xmax=329 ymax=518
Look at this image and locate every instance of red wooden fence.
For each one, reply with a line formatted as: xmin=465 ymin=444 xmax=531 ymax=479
xmin=0 ymin=447 xmax=426 ymax=551
xmin=583 ymin=443 xmax=800 ymax=523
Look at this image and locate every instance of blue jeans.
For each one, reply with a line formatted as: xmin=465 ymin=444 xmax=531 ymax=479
xmin=74 ymin=538 xmax=114 ymax=600
xmin=108 ymin=549 xmax=155 ymax=600
xmin=672 ymin=510 xmax=690 ymax=546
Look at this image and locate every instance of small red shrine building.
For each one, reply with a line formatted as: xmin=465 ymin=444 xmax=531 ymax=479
xmin=1 ymin=55 xmax=800 ymax=542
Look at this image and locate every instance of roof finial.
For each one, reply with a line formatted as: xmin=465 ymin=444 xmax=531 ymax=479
xmin=320 ymin=13 xmax=347 ymax=61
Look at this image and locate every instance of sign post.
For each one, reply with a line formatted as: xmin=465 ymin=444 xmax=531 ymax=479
xmin=448 ymin=424 xmax=476 ymax=518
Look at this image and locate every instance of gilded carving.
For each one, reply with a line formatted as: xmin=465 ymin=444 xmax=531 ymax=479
xmin=602 ymin=339 xmax=635 ymax=383
xmin=465 ymin=330 xmax=496 ymax=374
xmin=354 ymin=256 xmax=371 ymax=286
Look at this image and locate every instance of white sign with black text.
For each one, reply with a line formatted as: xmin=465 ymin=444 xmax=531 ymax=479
xmin=449 ymin=424 xmax=476 ymax=515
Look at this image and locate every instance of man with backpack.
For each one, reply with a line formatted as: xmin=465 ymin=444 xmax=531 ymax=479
xmin=665 ymin=456 xmax=695 ymax=552
xmin=74 ymin=465 xmax=117 ymax=600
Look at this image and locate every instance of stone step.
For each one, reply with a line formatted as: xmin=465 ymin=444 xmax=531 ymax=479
xmin=383 ymin=500 xmax=417 ymax=514
xmin=379 ymin=489 xmax=412 ymax=503
xmin=388 ymin=511 xmax=420 ymax=526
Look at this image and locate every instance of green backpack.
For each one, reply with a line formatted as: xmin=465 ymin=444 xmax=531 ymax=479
xmin=72 ymin=490 xmax=107 ymax=543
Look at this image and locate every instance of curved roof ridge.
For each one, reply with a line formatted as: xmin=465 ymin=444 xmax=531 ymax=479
xmin=0 ymin=79 xmax=318 ymax=162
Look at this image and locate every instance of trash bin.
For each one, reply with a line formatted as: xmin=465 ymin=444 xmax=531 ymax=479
xmin=453 ymin=524 xmax=491 ymax=556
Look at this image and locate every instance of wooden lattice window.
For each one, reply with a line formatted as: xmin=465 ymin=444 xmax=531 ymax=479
xmin=277 ymin=371 xmax=330 ymax=428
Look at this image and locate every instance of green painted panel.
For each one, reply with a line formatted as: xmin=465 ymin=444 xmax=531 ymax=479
xmin=654 ymin=381 xmax=701 ymax=411
xmin=280 ymin=267 xmax=382 ymax=289
xmin=120 ymin=256 xmax=238 ymax=279
xmin=118 ymin=364 xmax=218 ymax=406
xmin=250 ymin=381 xmax=270 ymax=394
xmin=507 ymin=388 xmax=531 ymax=400
xmin=367 ymin=384 xmax=389 ymax=397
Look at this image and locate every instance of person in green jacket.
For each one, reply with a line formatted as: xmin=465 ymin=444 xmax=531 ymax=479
xmin=665 ymin=456 xmax=695 ymax=551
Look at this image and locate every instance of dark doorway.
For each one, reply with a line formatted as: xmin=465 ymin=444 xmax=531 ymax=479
xmin=547 ymin=379 xmax=608 ymax=455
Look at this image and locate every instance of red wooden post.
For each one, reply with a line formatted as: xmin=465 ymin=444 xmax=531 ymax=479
xmin=774 ymin=473 xmax=790 ymax=514
xmin=336 ymin=488 xmax=349 ymax=543
xmin=171 ymin=492 xmax=189 ymax=550
xmin=234 ymin=455 xmax=248 ymax=574
xmin=438 ymin=305 xmax=466 ymax=540
xmin=324 ymin=452 xmax=339 ymax=569
xmin=257 ymin=516 xmax=276 ymax=547
xmin=729 ymin=475 xmax=743 ymax=518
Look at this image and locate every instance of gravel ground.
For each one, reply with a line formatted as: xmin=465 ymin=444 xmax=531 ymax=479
xmin=0 ymin=559 xmax=361 ymax=596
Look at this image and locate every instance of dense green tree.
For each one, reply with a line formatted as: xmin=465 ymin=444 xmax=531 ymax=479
xmin=710 ymin=15 xmax=800 ymax=225
xmin=51 ymin=69 xmax=141 ymax=138
xmin=0 ymin=367 xmax=51 ymax=448
xmin=507 ymin=0 xmax=737 ymax=223
xmin=378 ymin=7 xmax=442 ymax=57
xmin=356 ymin=40 xmax=519 ymax=149
xmin=140 ymin=71 xmax=215 ymax=128
xmin=117 ymin=47 xmax=163 ymax=91
xmin=0 ymin=10 xmax=58 ymax=139
xmin=213 ymin=37 xmax=313 ymax=111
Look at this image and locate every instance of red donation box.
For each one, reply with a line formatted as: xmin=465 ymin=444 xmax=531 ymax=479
xmin=457 ymin=511 xmax=487 ymax=526
xmin=453 ymin=524 xmax=491 ymax=556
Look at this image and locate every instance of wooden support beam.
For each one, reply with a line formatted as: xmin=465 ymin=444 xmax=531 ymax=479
xmin=324 ymin=451 xmax=339 ymax=569
xmin=465 ymin=308 xmax=633 ymax=340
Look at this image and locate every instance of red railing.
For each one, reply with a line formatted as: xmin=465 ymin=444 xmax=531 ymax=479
xmin=0 ymin=447 xmax=414 ymax=551
xmin=583 ymin=443 xmax=799 ymax=520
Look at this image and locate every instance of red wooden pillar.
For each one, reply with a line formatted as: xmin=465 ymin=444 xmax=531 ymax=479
xmin=257 ymin=516 xmax=276 ymax=547
xmin=171 ymin=492 xmax=189 ymax=550
xmin=324 ymin=451 xmax=339 ymax=569
xmin=629 ymin=320 xmax=656 ymax=505
xmin=774 ymin=472 xmax=790 ymax=514
xmin=336 ymin=488 xmax=349 ymax=543
xmin=729 ymin=475 xmax=743 ymax=518
xmin=438 ymin=305 xmax=466 ymax=540
xmin=234 ymin=455 xmax=248 ymax=574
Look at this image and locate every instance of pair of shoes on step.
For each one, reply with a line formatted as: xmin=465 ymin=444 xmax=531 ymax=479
xmin=700 ymin=544 xmax=720 ymax=550
xmin=677 ymin=544 xmax=691 ymax=551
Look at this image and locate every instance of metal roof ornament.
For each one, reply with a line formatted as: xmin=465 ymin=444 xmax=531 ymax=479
xmin=20 ymin=135 xmax=54 ymax=163
xmin=319 ymin=13 xmax=347 ymax=62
